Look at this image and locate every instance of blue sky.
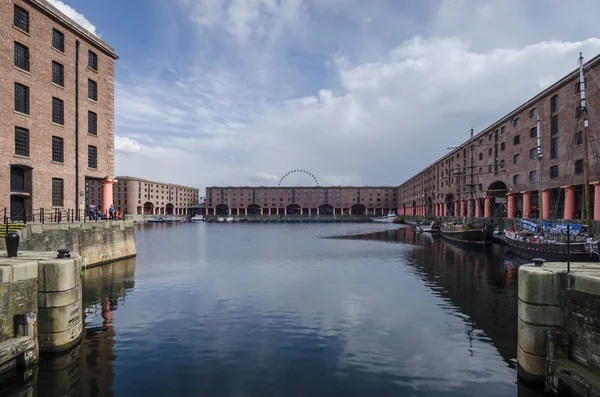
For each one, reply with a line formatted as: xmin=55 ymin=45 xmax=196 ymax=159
xmin=50 ymin=0 xmax=600 ymax=190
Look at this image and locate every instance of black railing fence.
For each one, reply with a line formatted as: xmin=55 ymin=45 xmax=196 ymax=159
xmin=2 ymin=207 xmax=125 ymax=225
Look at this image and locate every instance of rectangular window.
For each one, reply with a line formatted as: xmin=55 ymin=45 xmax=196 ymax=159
xmin=513 ymin=117 xmax=520 ymax=128
xmin=550 ymin=137 xmax=559 ymax=159
xmin=529 ymin=171 xmax=537 ymax=183
xmin=52 ymin=61 xmax=64 ymax=86
xmin=88 ymin=111 xmax=97 ymax=135
xmin=15 ymin=83 xmax=29 ymax=114
xmin=52 ymin=97 xmax=64 ymax=125
xmin=88 ymin=79 xmax=97 ymax=101
xmin=501 ymin=142 xmax=505 ymax=151
xmin=14 ymin=42 xmax=29 ymax=71
xmin=550 ymin=165 xmax=559 ymax=179
xmin=529 ymin=108 xmax=537 ymax=119
xmin=513 ymin=135 xmax=520 ymax=145
xmin=14 ymin=5 xmax=29 ymax=32
xmin=575 ymin=106 xmax=582 ymax=119
xmin=551 ymin=95 xmax=558 ymax=113
xmin=52 ymin=136 xmax=63 ymax=163
xmin=529 ymin=148 xmax=536 ymax=160
xmin=513 ymin=175 xmax=520 ymax=185
xmin=88 ymin=145 xmax=97 ymax=168
xmin=514 ymin=154 xmax=520 ymax=165
xmin=576 ymin=131 xmax=583 ymax=145
xmin=52 ymin=178 xmax=64 ymax=207
xmin=529 ymin=127 xmax=537 ymax=139
xmin=551 ymin=115 xmax=558 ymax=135
xmin=52 ymin=29 xmax=64 ymax=52
xmin=575 ymin=159 xmax=584 ymax=175
xmin=88 ymin=51 xmax=98 ymax=71
xmin=15 ymin=127 xmax=29 ymax=157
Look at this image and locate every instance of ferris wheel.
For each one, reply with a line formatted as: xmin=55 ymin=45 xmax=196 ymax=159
xmin=278 ymin=169 xmax=319 ymax=187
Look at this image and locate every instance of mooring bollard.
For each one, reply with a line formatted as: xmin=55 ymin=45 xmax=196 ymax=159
xmin=6 ymin=231 xmax=20 ymax=258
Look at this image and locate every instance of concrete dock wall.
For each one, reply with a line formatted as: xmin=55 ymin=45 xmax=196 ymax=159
xmin=0 ymin=221 xmax=137 ymax=268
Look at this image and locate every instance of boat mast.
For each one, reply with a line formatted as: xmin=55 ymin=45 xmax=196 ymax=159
xmin=536 ymin=115 xmax=543 ymax=231
xmin=469 ymin=127 xmax=475 ymax=223
xmin=580 ymin=52 xmax=592 ymax=227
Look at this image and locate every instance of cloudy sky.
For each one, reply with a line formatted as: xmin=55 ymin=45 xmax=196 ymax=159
xmin=50 ymin=0 xmax=600 ymax=190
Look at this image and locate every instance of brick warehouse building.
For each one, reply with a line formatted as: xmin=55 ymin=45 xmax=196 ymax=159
xmin=397 ymin=53 xmax=600 ymax=222
xmin=113 ymin=177 xmax=199 ymax=216
xmin=0 ymin=0 xmax=118 ymax=221
xmin=206 ymin=186 xmax=397 ymax=216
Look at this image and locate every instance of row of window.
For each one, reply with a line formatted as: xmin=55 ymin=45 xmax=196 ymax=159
xmin=14 ymin=5 xmax=99 ymax=70
xmin=14 ymin=127 xmax=97 ymax=168
xmin=510 ymin=162 xmax=580 ymax=186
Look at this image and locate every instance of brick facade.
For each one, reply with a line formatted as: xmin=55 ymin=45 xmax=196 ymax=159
xmin=0 ymin=0 xmax=117 ymax=221
xmin=397 ymin=53 xmax=600 ymax=221
xmin=206 ymin=186 xmax=397 ymax=215
xmin=114 ymin=177 xmax=199 ymax=216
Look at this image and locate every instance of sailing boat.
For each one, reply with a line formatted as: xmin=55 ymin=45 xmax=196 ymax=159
xmin=503 ymin=53 xmax=599 ymax=261
xmin=440 ymin=128 xmax=496 ymax=244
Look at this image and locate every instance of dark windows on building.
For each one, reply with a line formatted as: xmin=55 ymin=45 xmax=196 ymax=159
xmin=52 ymin=136 xmax=64 ymax=162
xmin=14 ymin=42 xmax=29 ymax=71
xmin=488 ymin=148 xmax=492 ymax=156
xmin=15 ymin=127 xmax=29 ymax=157
xmin=513 ymin=117 xmax=520 ymax=128
xmin=575 ymin=159 xmax=584 ymax=175
xmin=15 ymin=83 xmax=29 ymax=114
xmin=514 ymin=154 xmax=520 ymax=165
xmin=88 ymin=50 xmax=98 ymax=71
xmin=529 ymin=171 xmax=537 ymax=183
xmin=513 ymin=135 xmax=520 ymax=145
xmin=550 ymin=165 xmax=559 ymax=179
xmin=88 ymin=79 xmax=97 ymax=101
xmin=500 ymin=159 xmax=505 ymax=169
xmin=88 ymin=111 xmax=97 ymax=135
xmin=52 ymin=29 xmax=64 ymax=52
xmin=513 ymin=175 xmax=521 ymax=185
xmin=88 ymin=145 xmax=97 ymax=169
xmin=52 ymin=97 xmax=64 ymax=125
xmin=529 ymin=108 xmax=537 ymax=119
xmin=551 ymin=95 xmax=558 ymax=113
xmin=501 ymin=126 xmax=505 ymax=135
xmin=575 ymin=131 xmax=583 ymax=145
xmin=52 ymin=178 xmax=64 ymax=207
xmin=479 ymin=153 xmax=483 ymax=160
xmin=501 ymin=142 xmax=505 ymax=151
xmin=52 ymin=61 xmax=64 ymax=86
xmin=14 ymin=5 xmax=29 ymax=32
xmin=529 ymin=148 xmax=536 ymax=160
xmin=550 ymin=137 xmax=559 ymax=159
xmin=551 ymin=115 xmax=559 ymax=135
xmin=529 ymin=127 xmax=537 ymax=139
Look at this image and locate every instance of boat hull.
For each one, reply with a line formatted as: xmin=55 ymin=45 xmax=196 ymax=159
xmin=415 ymin=225 xmax=441 ymax=233
xmin=504 ymin=234 xmax=595 ymax=262
xmin=441 ymin=227 xmax=494 ymax=244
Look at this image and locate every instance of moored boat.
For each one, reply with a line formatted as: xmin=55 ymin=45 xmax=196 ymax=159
xmin=372 ymin=211 xmax=397 ymax=223
xmin=441 ymin=222 xmax=494 ymax=244
xmin=191 ymin=215 xmax=204 ymax=222
xmin=415 ymin=219 xmax=441 ymax=233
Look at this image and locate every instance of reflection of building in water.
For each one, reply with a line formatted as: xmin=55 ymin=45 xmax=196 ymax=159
xmin=82 ymin=258 xmax=136 ymax=308
xmin=337 ymin=227 xmax=525 ymax=368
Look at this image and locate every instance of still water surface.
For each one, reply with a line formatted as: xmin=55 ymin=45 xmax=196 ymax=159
xmin=5 ymin=223 xmax=545 ymax=396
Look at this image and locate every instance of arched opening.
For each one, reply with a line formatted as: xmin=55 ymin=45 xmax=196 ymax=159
xmin=247 ymin=204 xmax=261 ymax=215
xmin=319 ymin=204 xmax=333 ymax=215
xmin=427 ymin=197 xmax=433 ymax=217
xmin=351 ymin=204 xmax=366 ymax=215
xmin=487 ymin=181 xmax=508 ymax=217
xmin=286 ymin=204 xmax=301 ymax=215
xmin=445 ymin=194 xmax=455 ymax=217
xmin=165 ymin=203 xmax=174 ymax=215
xmin=215 ymin=204 xmax=229 ymax=215
xmin=143 ymin=202 xmax=154 ymax=215
xmin=10 ymin=195 xmax=27 ymax=222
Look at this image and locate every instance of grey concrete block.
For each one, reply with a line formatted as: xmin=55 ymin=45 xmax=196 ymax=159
xmin=517 ymin=344 xmax=545 ymax=384
xmin=38 ymin=259 xmax=81 ymax=292
xmin=37 ymin=301 xmax=81 ymax=333
xmin=38 ymin=316 xmax=82 ymax=353
xmin=518 ymin=265 xmax=561 ymax=305
xmin=518 ymin=300 xmax=562 ymax=327
xmin=38 ymin=285 xmax=81 ymax=308
xmin=519 ymin=318 xmax=551 ymax=356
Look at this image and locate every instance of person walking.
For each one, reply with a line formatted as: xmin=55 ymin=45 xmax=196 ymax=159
xmin=109 ymin=204 xmax=115 ymax=220
xmin=88 ymin=203 xmax=96 ymax=220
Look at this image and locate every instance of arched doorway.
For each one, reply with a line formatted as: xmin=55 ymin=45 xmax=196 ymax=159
xmin=487 ymin=181 xmax=508 ymax=217
xmin=165 ymin=204 xmax=174 ymax=215
xmin=215 ymin=204 xmax=229 ymax=215
xmin=143 ymin=202 xmax=154 ymax=215
xmin=319 ymin=204 xmax=333 ymax=215
xmin=286 ymin=204 xmax=301 ymax=215
xmin=445 ymin=194 xmax=455 ymax=217
xmin=351 ymin=204 xmax=366 ymax=215
xmin=247 ymin=204 xmax=261 ymax=215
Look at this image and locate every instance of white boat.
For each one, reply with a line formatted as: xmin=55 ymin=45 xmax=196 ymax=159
xmin=226 ymin=216 xmax=234 ymax=223
xmin=190 ymin=215 xmax=204 ymax=222
xmin=372 ymin=211 xmax=397 ymax=223
xmin=415 ymin=220 xmax=441 ymax=233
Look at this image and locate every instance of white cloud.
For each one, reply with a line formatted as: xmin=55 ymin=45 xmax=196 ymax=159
xmin=113 ymin=0 xmax=600 ymax=191
xmin=115 ymin=136 xmax=142 ymax=154
xmin=47 ymin=0 xmax=98 ymax=37
xmin=249 ymin=172 xmax=280 ymax=183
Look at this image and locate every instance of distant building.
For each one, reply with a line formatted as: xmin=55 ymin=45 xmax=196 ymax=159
xmin=397 ymin=53 xmax=600 ymax=221
xmin=114 ymin=177 xmax=199 ymax=216
xmin=206 ymin=186 xmax=397 ymax=215
xmin=1 ymin=0 xmax=118 ymax=221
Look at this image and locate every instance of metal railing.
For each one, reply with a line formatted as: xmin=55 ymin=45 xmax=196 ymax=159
xmin=2 ymin=207 xmax=126 ymax=225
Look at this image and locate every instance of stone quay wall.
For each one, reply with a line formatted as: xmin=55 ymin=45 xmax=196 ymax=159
xmin=0 ymin=221 xmax=136 ymax=268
